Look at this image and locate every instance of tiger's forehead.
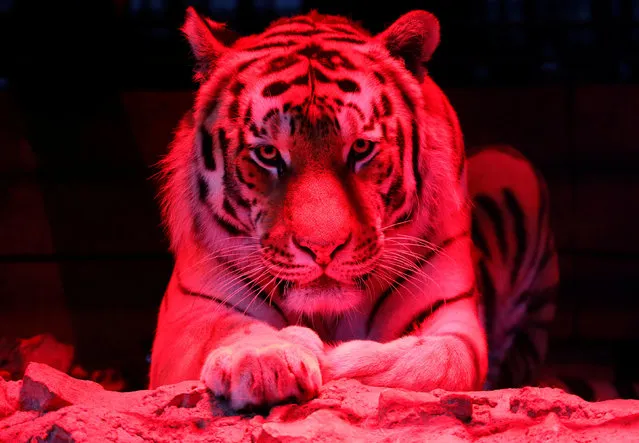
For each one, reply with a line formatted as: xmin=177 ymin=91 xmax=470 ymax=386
xmin=252 ymin=40 xmax=382 ymax=116
xmin=196 ymin=16 xmax=398 ymax=153
xmin=235 ymin=13 xmax=371 ymax=50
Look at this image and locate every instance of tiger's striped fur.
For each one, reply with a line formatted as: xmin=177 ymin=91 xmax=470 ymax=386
xmin=149 ymin=8 xmax=558 ymax=410
xmin=467 ymin=145 xmax=559 ymax=390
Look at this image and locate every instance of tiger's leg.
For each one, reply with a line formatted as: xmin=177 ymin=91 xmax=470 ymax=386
xmin=150 ymin=273 xmax=326 ymax=410
xmin=467 ymin=145 xmax=560 ymax=389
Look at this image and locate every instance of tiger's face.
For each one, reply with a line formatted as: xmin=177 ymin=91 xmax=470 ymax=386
xmin=164 ymin=10 xmax=448 ymax=315
xmin=226 ymin=48 xmax=421 ymax=313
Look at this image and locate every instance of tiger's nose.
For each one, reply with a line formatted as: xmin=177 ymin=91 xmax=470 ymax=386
xmin=292 ymin=233 xmax=352 ymax=267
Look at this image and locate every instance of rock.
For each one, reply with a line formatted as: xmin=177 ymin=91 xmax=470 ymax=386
xmin=1 ymin=363 xmax=638 ymax=442
xmin=20 ymin=362 xmax=105 ymax=412
xmin=0 ymin=377 xmax=20 ymax=418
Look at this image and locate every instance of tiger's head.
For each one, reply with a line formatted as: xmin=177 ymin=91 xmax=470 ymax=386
xmin=160 ymin=8 xmax=465 ymax=315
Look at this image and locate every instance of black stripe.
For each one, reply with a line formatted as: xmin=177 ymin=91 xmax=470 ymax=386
xmin=243 ymin=106 xmax=253 ymax=125
xmin=322 ymin=51 xmax=357 ymax=71
xmin=246 ymin=41 xmax=296 ymax=52
xmin=235 ymin=165 xmax=255 ymax=189
xmin=262 ymin=107 xmax=279 ymax=123
xmin=178 ymin=282 xmax=288 ymax=324
xmin=236 ymin=196 xmax=251 ymax=209
xmin=249 ymin=123 xmax=261 ymax=138
xmin=372 ymin=102 xmax=380 ymax=120
xmin=213 ymin=212 xmax=244 ymax=236
xmin=200 ymin=128 xmax=215 ymax=171
xmin=328 ymin=25 xmax=364 ymax=36
xmin=231 ymin=82 xmax=245 ymax=96
xmin=225 ymin=262 xmax=288 ymax=322
xmin=345 ymin=102 xmax=365 ymax=121
xmin=400 ymin=89 xmax=416 ymax=114
xmin=297 ymin=43 xmax=324 ymax=59
xmin=373 ymin=71 xmax=386 ymax=84
xmin=217 ymin=128 xmax=230 ymax=152
xmin=503 ymin=188 xmax=527 ymax=286
xmin=262 ymin=81 xmax=292 ymax=97
xmin=382 ymin=175 xmax=403 ymax=208
xmin=228 ymin=99 xmax=240 ymax=119
xmin=178 ymin=283 xmax=250 ymax=317
xmin=365 ymin=54 xmax=416 ymax=114
xmin=401 ymin=288 xmax=476 ymax=336
xmin=263 ymin=29 xmax=326 ymax=39
xmin=477 ymin=259 xmax=495 ymax=338
xmin=292 ymin=73 xmax=309 ymax=85
xmin=201 ymin=183 xmax=250 ymax=236
xmin=395 ymin=119 xmax=406 ymax=164
xmin=381 ymin=93 xmax=393 ymax=116
xmin=197 ymin=175 xmax=208 ymax=202
xmin=223 ymin=198 xmax=239 ymax=220
xmin=336 ymin=79 xmax=360 ymax=93
xmin=411 ymin=120 xmax=422 ymax=196
xmin=237 ymin=58 xmax=259 ymax=72
xmin=473 ymin=194 xmax=507 ymax=259
xmin=322 ymin=36 xmax=367 ymax=44
xmin=263 ymin=54 xmax=301 ymax=75
xmin=471 ymin=212 xmax=491 ymax=259
xmin=367 ymin=232 xmax=469 ymax=334
xmin=391 ymin=209 xmax=413 ymax=227
xmin=395 ymin=120 xmax=405 ymax=163
xmin=311 ymin=67 xmax=333 ymax=84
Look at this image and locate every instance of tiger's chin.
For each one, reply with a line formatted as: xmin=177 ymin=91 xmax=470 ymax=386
xmin=281 ymin=275 xmax=364 ymax=315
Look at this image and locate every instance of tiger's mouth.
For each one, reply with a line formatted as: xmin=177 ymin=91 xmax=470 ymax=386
xmin=279 ymin=274 xmax=360 ymax=291
xmin=297 ymin=275 xmax=345 ymax=289
xmin=278 ymin=274 xmax=364 ymax=314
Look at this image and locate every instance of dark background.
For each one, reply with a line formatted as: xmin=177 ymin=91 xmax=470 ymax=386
xmin=1 ymin=0 xmax=638 ymax=392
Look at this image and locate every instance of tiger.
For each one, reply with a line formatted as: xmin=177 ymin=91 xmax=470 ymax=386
xmin=149 ymin=7 xmax=560 ymax=410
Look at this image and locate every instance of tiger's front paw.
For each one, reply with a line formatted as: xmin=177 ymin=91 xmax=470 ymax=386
xmin=201 ymin=340 xmax=322 ymax=411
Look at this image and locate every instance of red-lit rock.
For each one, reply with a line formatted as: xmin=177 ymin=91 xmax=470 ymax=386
xmin=0 ymin=377 xmax=20 ymax=419
xmin=1 ymin=362 xmax=639 ymax=442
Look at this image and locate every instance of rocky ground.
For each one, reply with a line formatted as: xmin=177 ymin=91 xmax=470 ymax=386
xmin=2 ymin=362 xmax=639 ymax=442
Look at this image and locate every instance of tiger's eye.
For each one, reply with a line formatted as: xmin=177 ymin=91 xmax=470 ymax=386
xmin=352 ymin=138 xmax=370 ymax=154
xmin=258 ymin=144 xmax=278 ymax=160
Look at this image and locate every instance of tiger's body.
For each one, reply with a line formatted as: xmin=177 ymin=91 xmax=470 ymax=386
xmin=150 ymin=8 xmax=559 ymax=409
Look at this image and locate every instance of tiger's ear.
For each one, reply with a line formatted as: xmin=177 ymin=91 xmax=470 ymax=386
xmin=181 ymin=7 xmax=240 ymax=82
xmin=376 ymin=10 xmax=440 ymax=81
